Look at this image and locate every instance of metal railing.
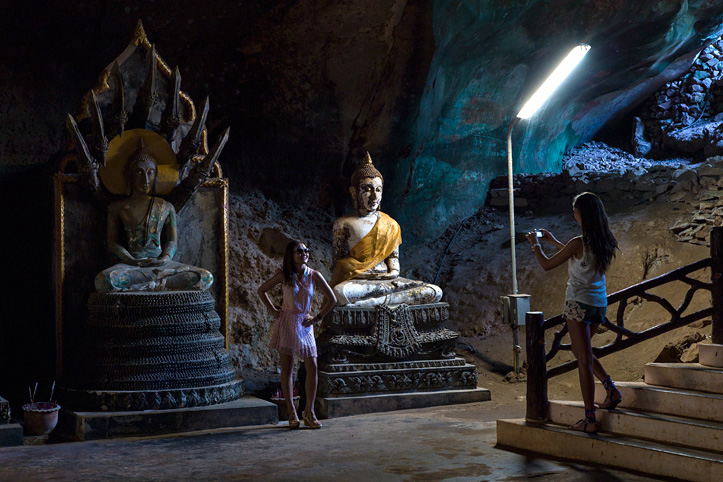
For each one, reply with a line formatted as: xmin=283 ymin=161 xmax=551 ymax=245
xmin=525 ymin=227 xmax=723 ymax=421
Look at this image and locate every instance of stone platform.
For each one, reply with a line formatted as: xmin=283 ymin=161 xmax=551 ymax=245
xmin=56 ymin=396 xmax=277 ymax=441
xmin=0 ymin=423 xmax=24 ymax=447
xmin=317 ymin=387 xmax=491 ymax=418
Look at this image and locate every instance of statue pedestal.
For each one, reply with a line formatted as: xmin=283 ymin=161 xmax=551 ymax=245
xmin=62 ymin=291 xmax=243 ymax=411
xmin=53 ymin=291 xmax=279 ymax=440
xmin=316 ymin=303 xmax=490 ymax=418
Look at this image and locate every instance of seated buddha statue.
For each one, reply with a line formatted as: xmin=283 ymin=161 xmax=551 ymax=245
xmin=94 ymin=139 xmax=213 ymax=293
xmin=331 ymin=153 xmax=442 ymax=306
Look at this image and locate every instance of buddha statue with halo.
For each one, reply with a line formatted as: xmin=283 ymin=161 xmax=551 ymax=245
xmin=331 ymin=153 xmax=442 ymax=306
xmin=94 ymin=138 xmax=213 ymax=293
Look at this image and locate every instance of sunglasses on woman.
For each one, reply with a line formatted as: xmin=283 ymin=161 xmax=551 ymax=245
xmin=296 ymin=248 xmax=310 ymax=255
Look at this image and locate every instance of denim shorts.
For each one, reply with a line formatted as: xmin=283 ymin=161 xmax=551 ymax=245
xmin=563 ymin=300 xmax=606 ymax=325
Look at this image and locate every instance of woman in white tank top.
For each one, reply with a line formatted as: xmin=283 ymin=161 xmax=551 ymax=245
xmin=526 ymin=192 xmax=621 ymax=433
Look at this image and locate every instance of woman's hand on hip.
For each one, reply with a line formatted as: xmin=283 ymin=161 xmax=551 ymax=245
xmin=301 ymin=314 xmax=315 ymax=327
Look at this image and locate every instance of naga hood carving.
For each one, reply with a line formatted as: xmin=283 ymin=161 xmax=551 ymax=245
xmin=63 ymin=20 xmax=229 ymax=212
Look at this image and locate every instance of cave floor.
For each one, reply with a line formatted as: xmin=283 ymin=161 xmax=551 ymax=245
xmin=0 ymin=399 xmax=659 ymax=481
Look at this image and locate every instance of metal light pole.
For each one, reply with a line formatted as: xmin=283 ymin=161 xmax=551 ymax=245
xmin=503 ymin=44 xmax=591 ymax=374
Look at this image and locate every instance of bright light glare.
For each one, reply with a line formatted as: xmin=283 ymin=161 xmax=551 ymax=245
xmin=516 ymin=44 xmax=590 ymax=119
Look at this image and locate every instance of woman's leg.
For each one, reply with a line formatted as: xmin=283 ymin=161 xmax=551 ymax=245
xmin=588 ymin=323 xmax=609 ymax=381
xmin=589 ymin=323 xmax=622 ymax=408
xmin=567 ymin=319 xmax=595 ymax=411
xmin=567 ymin=319 xmax=602 ymax=432
xmin=280 ymin=353 xmax=298 ymax=421
xmin=303 ymin=356 xmax=318 ymax=418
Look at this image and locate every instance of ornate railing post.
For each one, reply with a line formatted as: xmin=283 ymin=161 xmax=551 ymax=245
xmin=712 ymin=227 xmax=723 ymax=344
xmin=525 ymin=311 xmax=548 ymax=421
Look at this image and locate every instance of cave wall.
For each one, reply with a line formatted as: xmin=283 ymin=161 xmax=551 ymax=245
xmin=3 ymin=1 xmax=723 ymax=402
xmin=0 ymin=0 xmax=434 ymax=404
xmin=393 ymin=0 xmax=723 ymax=241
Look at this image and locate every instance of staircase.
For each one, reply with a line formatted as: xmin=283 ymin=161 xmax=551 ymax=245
xmin=497 ymin=343 xmax=723 ymax=481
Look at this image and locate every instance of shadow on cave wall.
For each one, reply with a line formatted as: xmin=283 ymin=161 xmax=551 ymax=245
xmin=0 ymin=165 xmax=56 ymax=414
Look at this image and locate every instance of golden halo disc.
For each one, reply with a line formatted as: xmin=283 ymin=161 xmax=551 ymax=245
xmin=100 ymin=129 xmax=179 ymax=195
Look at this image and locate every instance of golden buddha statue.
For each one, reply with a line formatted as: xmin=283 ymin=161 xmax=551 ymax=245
xmin=331 ymin=153 xmax=442 ymax=306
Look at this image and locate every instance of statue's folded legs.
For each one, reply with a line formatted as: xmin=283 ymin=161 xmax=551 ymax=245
xmin=333 ymin=277 xmax=442 ymax=306
xmin=95 ymin=261 xmax=212 ymax=292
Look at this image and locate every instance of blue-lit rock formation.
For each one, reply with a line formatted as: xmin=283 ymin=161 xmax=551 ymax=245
xmin=390 ymin=0 xmax=723 ymax=241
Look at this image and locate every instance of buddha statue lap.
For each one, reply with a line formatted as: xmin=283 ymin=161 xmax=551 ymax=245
xmin=331 ymin=153 xmax=442 ymax=306
xmin=94 ymin=139 xmax=213 ymax=293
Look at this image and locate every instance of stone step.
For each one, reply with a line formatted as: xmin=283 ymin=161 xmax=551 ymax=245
xmin=594 ymin=381 xmax=723 ymax=423
xmin=497 ymin=419 xmax=723 ymax=482
xmin=549 ymin=400 xmax=723 ymax=454
xmin=56 ymin=396 xmax=278 ymax=441
xmin=0 ymin=423 xmax=24 ymax=447
xmin=700 ymin=343 xmax=723 ymax=368
xmin=645 ymin=362 xmax=723 ymax=394
xmin=317 ymin=387 xmax=491 ymax=419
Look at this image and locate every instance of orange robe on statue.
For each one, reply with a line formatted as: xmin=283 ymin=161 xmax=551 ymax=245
xmin=331 ymin=212 xmax=402 ymax=287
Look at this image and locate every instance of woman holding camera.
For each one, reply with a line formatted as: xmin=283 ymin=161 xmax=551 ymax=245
xmin=526 ymin=192 xmax=622 ymax=433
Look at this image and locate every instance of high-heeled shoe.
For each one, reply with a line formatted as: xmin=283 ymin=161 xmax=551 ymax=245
xmin=302 ymin=411 xmax=322 ymax=429
xmin=288 ymin=416 xmax=301 ymax=430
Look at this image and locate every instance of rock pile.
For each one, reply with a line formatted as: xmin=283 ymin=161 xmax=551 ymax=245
xmin=486 ymin=144 xmax=723 ymax=248
xmin=654 ymin=331 xmax=708 ymax=364
xmin=668 ymin=157 xmax=723 ymax=245
xmin=637 ymin=37 xmax=723 ymax=158
xmin=486 ymin=141 xmax=684 ymax=209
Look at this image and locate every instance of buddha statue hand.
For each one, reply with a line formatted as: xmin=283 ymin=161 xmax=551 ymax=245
xmin=362 ymin=269 xmax=399 ymax=281
xmin=132 ymin=254 xmax=172 ymax=268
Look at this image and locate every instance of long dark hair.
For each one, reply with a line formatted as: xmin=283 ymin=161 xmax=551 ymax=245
xmin=282 ymin=240 xmax=303 ymax=285
xmin=573 ymin=192 xmax=618 ymax=274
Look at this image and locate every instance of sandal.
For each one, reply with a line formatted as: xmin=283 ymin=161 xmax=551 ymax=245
xmin=288 ymin=416 xmax=301 ymax=430
xmin=302 ymin=411 xmax=322 ymax=429
xmin=599 ymin=389 xmax=622 ymax=410
xmin=599 ymin=376 xmax=622 ymax=410
xmin=571 ymin=418 xmax=600 ymax=433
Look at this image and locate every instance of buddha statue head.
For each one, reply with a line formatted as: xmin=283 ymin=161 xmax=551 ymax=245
xmin=350 ymin=152 xmax=384 ymax=216
xmin=125 ymin=138 xmax=158 ymax=196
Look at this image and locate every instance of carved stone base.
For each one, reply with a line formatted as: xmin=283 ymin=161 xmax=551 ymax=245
xmin=64 ymin=291 xmax=243 ymax=412
xmin=317 ymin=303 xmax=487 ymax=417
xmin=318 ymin=302 xmax=458 ymax=363
xmin=73 ymin=291 xmax=236 ymax=392
xmin=318 ymin=358 xmax=478 ymax=397
xmin=55 ymin=396 xmax=277 ymax=441
xmin=59 ymin=380 xmax=244 ymax=412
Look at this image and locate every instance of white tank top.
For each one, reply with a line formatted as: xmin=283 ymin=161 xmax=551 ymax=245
xmin=565 ymin=245 xmax=607 ymax=307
